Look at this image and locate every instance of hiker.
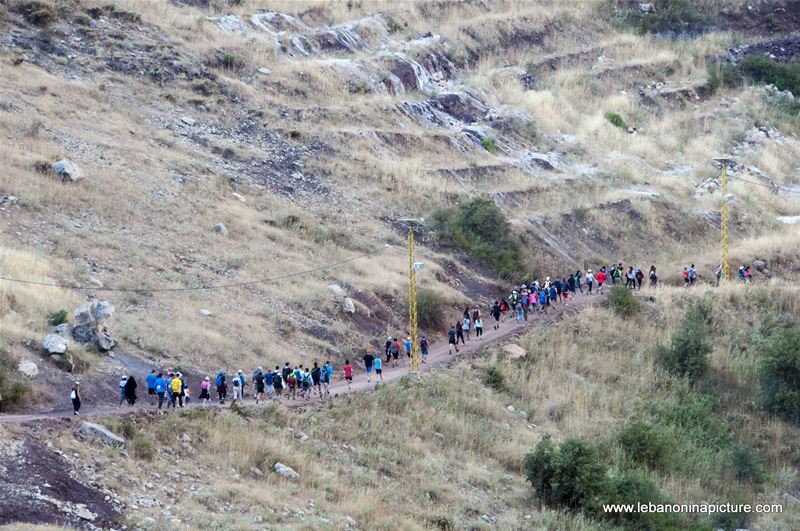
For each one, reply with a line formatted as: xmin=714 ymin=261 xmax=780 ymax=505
xmin=389 ymin=338 xmax=400 ymax=368
xmin=625 ymin=266 xmax=635 ymax=289
xmin=472 ymin=307 xmax=480 ymax=323
xmin=253 ymin=367 xmax=265 ymax=404
xmin=420 ymin=335 xmax=430 ymax=362
xmin=554 ymin=278 xmax=563 ymax=303
xmin=683 ymin=267 xmax=689 ymax=286
xmin=561 ymin=278 xmax=570 ymax=306
xmin=231 ymin=370 xmax=242 ymax=403
xmin=596 ymin=268 xmax=606 ymax=294
xmin=384 ymin=337 xmax=392 ymax=363
xmin=635 ymin=267 xmax=644 ymax=290
xmin=611 ymin=265 xmax=620 ymax=285
xmin=463 ymin=306 xmax=470 ymax=320
xmin=649 ymin=265 xmax=658 ymax=287
xmin=373 ymin=355 xmax=384 ymax=381
xmin=448 ymin=325 xmax=459 ymax=354
xmin=124 ymin=375 xmax=137 ymax=407
xmin=688 ymin=264 xmax=697 ymax=286
xmin=199 ymin=377 xmax=211 ymax=406
xmin=117 ymin=375 xmax=128 ymax=407
xmin=549 ymin=284 xmax=557 ymax=307
xmin=363 ymin=351 xmax=375 ymax=383
xmin=70 ymin=381 xmax=81 ymax=415
xmin=216 ymin=370 xmax=226 ymax=404
xmin=455 ymin=320 xmax=465 ymax=345
xmin=585 ymin=269 xmax=595 ymax=294
xmin=146 ymin=369 xmax=157 ymax=405
xmin=538 ymin=288 xmax=547 ymax=314
xmin=499 ymin=299 xmax=508 ymax=323
xmin=325 ymin=361 xmax=334 ymax=394
xmin=475 ymin=317 xmax=483 ymax=338
xmin=272 ymin=366 xmax=283 ymax=399
xmin=302 ymin=367 xmax=312 ymax=400
xmin=311 ymin=363 xmax=322 ymax=396
xmin=574 ymin=270 xmax=583 ymax=293
xmin=155 ymin=373 xmax=166 ymax=410
xmin=170 ymin=374 xmax=183 ymax=408
xmin=343 ymin=359 xmax=353 ymax=390
xmin=264 ymin=368 xmax=274 ymax=400
xmin=282 ymin=362 xmax=292 ymax=385
xmin=462 ymin=315 xmax=472 ymax=338
xmin=491 ymin=301 xmax=501 ymax=330
xmin=514 ymin=301 xmax=524 ymax=323
xmin=237 ymin=369 xmax=246 ymax=402
xmin=404 ymin=337 xmax=412 ymax=360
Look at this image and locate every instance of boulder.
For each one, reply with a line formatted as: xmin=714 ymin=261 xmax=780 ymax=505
xmin=342 ymin=297 xmax=356 ymax=314
xmin=17 ymin=359 xmax=39 ymax=378
xmin=74 ymin=505 xmax=96 ymax=521
xmin=250 ymin=466 xmax=264 ymax=478
xmin=180 ymin=115 xmax=196 ymax=126
xmin=752 ymin=259 xmax=766 ymax=272
xmin=257 ymin=67 xmax=272 ymax=75
xmin=502 ymin=344 xmax=527 ymax=359
xmin=80 ymin=422 xmax=125 ymax=446
xmin=43 ymin=333 xmax=69 ymax=354
xmin=213 ymin=223 xmax=228 ymax=236
xmin=328 ymin=284 xmax=346 ymax=299
xmin=272 ymin=462 xmax=300 ymax=480
xmin=52 ymin=160 xmax=84 ymax=182
xmin=199 ymin=309 xmax=213 ymax=317
xmin=72 ymin=300 xmax=117 ymax=351
xmin=53 ymin=323 xmax=71 ymax=337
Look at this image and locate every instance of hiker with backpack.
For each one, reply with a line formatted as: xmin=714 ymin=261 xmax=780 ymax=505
xmin=70 ymin=381 xmax=81 ymax=415
xmin=215 ymin=370 xmax=226 ymax=404
xmin=302 ymin=368 xmax=312 ymax=400
xmin=311 ymin=363 xmax=322 ymax=397
xmin=635 ymin=267 xmax=644 ymax=290
xmin=574 ymin=271 xmax=583 ymax=293
xmin=491 ymin=301 xmax=501 ymax=330
xmin=649 ymin=266 xmax=658 ymax=287
xmin=253 ymin=367 xmax=265 ymax=404
xmin=389 ymin=338 xmax=400 ymax=368
xmin=272 ymin=367 xmax=283 ymax=399
xmin=404 ymin=337 xmax=412 ymax=361
xmin=155 ymin=373 xmax=166 ymax=410
xmin=688 ymin=264 xmax=697 ymax=286
xmin=237 ymin=369 xmax=246 ymax=401
xmin=343 ymin=359 xmax=353 ymax=390
xmin=420 ymin=335 xmax=430 ymax=362
xmin=199 ymin=376 xmax=211 ymax=407
xmin=117 ymin=375 xmax=128 ymax=407
xmin=231 ymin=370 xmax=242 ymax=403
xmin=499 ymin=298 xmax=508 ymax=323
xmin=363 ymin=351 xmax=375 ymax=383
xmin=448 ymin=325 xmax=459 ymax=354
xmin=146 ymin=369 xmax=157 ymax=405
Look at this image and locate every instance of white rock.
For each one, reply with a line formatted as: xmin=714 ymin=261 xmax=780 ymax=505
xmin=231 ymin=192 xmax=246 ymax=202
xmin=342 ymin=297 xmax=356 ymax=314
xmin=180 ymin=115 xmax=196 ymax=126
xmin=250 ymin=466 xmax=264 ymax=477
xmin=199 ymin=309 xmax=213 ymax=317
xmin=257 ymin=67 xmax=272 ymax=75
xmin=43 ymin=333 xmax=69 ymax=354
xmin=777 ymin=215 xmax=800 ymax=224
xmin=328 ymin=284 xmax=347 ymax=299
xmin=213 ymin=223 xmax=228 ymax=236
xmin=17 ymin=359 xmax=39 ymax=378
xmin=80 ymin=422 xmax=125 ymax=446
xmin=52 ymin=160 xmax=84 ymax=182
xmin=272 ymin=462 xmax=300 ymax=480
xmin=506 ymin=405 xmax=515 ymax=412
xmin=75 ymin=506 xmax=95 ymax=521
xmin=502 ymin=344 xmax=526 ymax=359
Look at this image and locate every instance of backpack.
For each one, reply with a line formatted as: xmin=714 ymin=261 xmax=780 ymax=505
xmin=215 ymin=374 xmax=223 ymax=386
xmin=389 ymin=342 xmax=398 ymax=354
xmin=70 ymin=389 xmax=77 ymax=400
xmin=232 ymin=377 xmax=240 ymax=388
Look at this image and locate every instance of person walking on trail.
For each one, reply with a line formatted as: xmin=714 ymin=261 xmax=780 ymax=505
xmin=302 ymin=368 xmax=312 ymax=400
xmin=554 ymin=278 xmax=563 ymax=303
xmin=448 ymin=325 xmax=459 ymax=354
xmin=649 ymin=265 xmax=658 ymax=287
xmin=117 ymin=375 xmax=128 ymax=407
xmin=215 ymin=370 xmax=226 ymax=404
xmin=70 ymin=381 xmax=81 ymax=415
xmin=154 ymin=373 xmax=166 ymax=410
xmin=236 ymin=370 xmax=246 ymax=402
xmin=688 ymin=264 xmax=697 ymax=286
xmin=624 ymin=266 xmax=634 ymax=289
xmin=319 ymin=362 xmax=330 ymax=397
xmin=146 ymin=369 xmax=157 ymax=405
xmin=635 ymin=267 xmax=644 ymax=290
xmin=567 ymin=273 xmax=576 ymax=297
xmin=373 ymin=355 xmax=384 ymax=381
xmin=548 ymin=284 xmax=557 ymax=307
xmin=475 ymin=317 xmax=484 ymax=338
xmin=272 ymin=366 xmax=283 ymax=399
xmin=343 ymin=359 xmax=353 ymax=390
xmin=404 ymin=337 xmax=412 ymax=360
xmin=170 ymin=374 xmax=184 ymax=408
xmin=574 ymin=271 xmax=583 ymax=294
xmin=561 ymin=277 xmax=570 ymax=306
xmin=463 ymin=306 xmax=470 ymax=321
xmin=683 ymin=267 xmax=689 ymax=286
xmin=596 ymin=268 xmax=607 ymax=294
xmin=472 ymin=307 xmax=480 ymax=324
xmin=199 ymin=377 xmax=211 ymax=407
xmin=124 ymin=375 xmax=138 ymax=407
xmin=311 ymin=363 xmax=322 ymax=397
xmin=499 ymin=298 xmax=508 ymax=323
xmin=514 ymin=300 xmax=524 ymax=323
xmin=264 ymin=368 xmax=274 ymax=400
xmin=420 ymin=335 xmax=430 ymax=362
xmin=325 ymin=361 xmax=334 ymax=395
xmin=455 ymin=320 xmax=465 ymax=345
xmin=231 ymin=371 xmax=242 ymax=403
xmin=388 ymin=339 xmax=400 ymax=368
xmin=462 ymin=315 xmax=472 ymax=339
xmin=363 ymin=351 xmax=375 ymax=383
xmin=253 ymin=367 xmax=265 ymax=404
xmin=282 ymin=362 xmax=292 ymax=384
xmin=585 ymin=269 xmax=595 ymax=294
xmin=491 ymin=301 xmax=501 ymax=330
xmin=384 ymin=337 xmax=392 ymax=363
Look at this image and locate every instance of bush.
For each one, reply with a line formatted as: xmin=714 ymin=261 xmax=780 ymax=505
xmin=0 ymin=362 xmax=29 ymax=408
xmin=11 ymin=0 xmax=56 ymax=26
xmin=131 ymin=434 xmax=154 ymax=460
xmin=433 ymin=197 xmax=525 ymax=279
xmin=605 ymin=473 xmax=675 ymax=529
xmin=657 ymin=303 xmax=711 ymax=383
xmin=604 ymin=111 xmax=628 ymax=130
xmin=618 ymin=420 xmax=670 ymax=469
xmin=416 ymin=288 xmax=448 ymax=329
xmin=46 ymin=309 xmax=68 ymax=326
xmin=608 ymin=286 xmax=639 ymax=318
xmin=759 ymin=327 xmax=800 ymax=423
xmin=481 ymin=136 xmax=497 ymax=153
xmin=608 ymin=0 xmax=712 ymax=35
xmin=738 ymin=55 xmax=800 ymax=96
xmin=484 ymin=366 xmax=506 ymax=393
xmin=730 ymin=444 xmax=765 ymax=483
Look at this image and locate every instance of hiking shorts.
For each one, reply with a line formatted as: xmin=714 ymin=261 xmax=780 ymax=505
xmin=376 ymin=368 xmax=382 ymax=375
xmin=366 ymin=365 xmax=373 ymax=373
xmin=392 ymin=352 xmax=399 ymax=360
xmin=345 ymin=376 xmax=352 ymax=381
xmin=148 ymin=388 xmax=155 ymax=395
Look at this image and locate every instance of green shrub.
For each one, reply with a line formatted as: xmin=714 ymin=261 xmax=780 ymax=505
xmin=657 ymin=303 xmax=711 ymax=383
xmin=604 ymin=111 xmax=628 ymax=130
xmin=607 ymin=0 xmax=711 ymax=35
xmin=433 ymin=197 xmax=525 ymax=279
xmin=481 ymin=136 xmax=497 ymax=153
xmin=385 ymin=15 xmax=403 ymax=33
xmin=222 ymin=53 xmax=237 ymax=69
xmin=618 ymin=420 xmax=670 ymax=469
xmin=605 ymin=473 xmax=675 ymax=529
xmin=46 ymin=309 xmax=68 ymax=326
xmin=131 ymin=434 xmax=154 ymax=460
xmin=523 ymin=435 xmax=558 ymax=504
xmin=608 ymin=286 xmax=639 ymax=318
xmin=484 ymin=366 xmax=506 ymax=393
xmin=759 ymin=327 xmax=800 ymax=423
xmin=11 ymin=0 xmax=56 ymax=26
xmin=0 ymin=362 xmax=29 ymax=408
xmin=738 ymin=55 xmax=800 ymax=95
xmin=416 ymin=288 xmax=448 ymax=329
xmin=730 ymin=444 xmax=765 ymax=483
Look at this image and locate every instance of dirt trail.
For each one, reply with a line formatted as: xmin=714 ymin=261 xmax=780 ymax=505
xmin=0 ymin=291 xmax=604 ymax=424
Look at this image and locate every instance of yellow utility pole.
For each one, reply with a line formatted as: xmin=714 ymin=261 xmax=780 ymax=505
xmin=714 ymin=157 xmax=735 ymax=282
xmin=408 ymin=229 xmax=421 ymax=374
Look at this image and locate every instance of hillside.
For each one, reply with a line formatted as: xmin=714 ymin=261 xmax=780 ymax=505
xmin=1 ymin=0 xmax=800 ymax=529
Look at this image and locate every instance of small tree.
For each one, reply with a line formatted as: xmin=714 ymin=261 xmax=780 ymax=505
xmin=608 ymin=286 xmax=639 ymax=317
xmin=618 ymin=420 xmax=670 ymax=469
xmin=657 ymin=303 xmax=711 ymax=383
xmin=759 ymin=327 xmax=800 ymax=423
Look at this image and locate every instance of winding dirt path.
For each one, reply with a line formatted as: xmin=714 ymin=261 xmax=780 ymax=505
xmin=0 ymin=292 xmax=604 ymax=424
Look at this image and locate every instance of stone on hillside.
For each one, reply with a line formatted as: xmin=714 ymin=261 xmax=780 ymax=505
xmin=17 ymin=359 xmax=39 ymax=378
xmin=75 ymin=505 xmax=96 ymax=521
xmin=502 ymin=344 xmax=526 ymax=359
xmin=0 ymin=195 xmax=18 ymax=206
xmin=294 ymin=431 xmax=310 ymax=442
xmin=53 ymin=323 xmax=71 ymax=337
xmin=777 ymin=215 xmax=800 ymax=224
xmin=180 ymin=115 xmax=196 ymax=126
xmin=231 ymin=192 xmax=246 ymax=202
xmin=250 ymin=466 xmax=264 ymax=478
xmin=80 ymin=422 xmax=125 ymax=446
xmin=213 ymin=223 xmax=228 ymax=236
xmin=199 ymin=309 xmax=213 ymax=317
xmin=52 ymin=160 xmax=84 ymax=182
xmin=272 ymin=462 xmax=300 ymax=480
xmin=342 ymin=297 xmax=356 ymax=314
xmin=72 ymin=300 xmax=117 ymax=351
xmin=257 ymin=67 xmax=272 ymax=75
xmin=544 ymin=400 xmax=564 ymax=422
xmin=752 ymin=259 xmax=766 ymax=272
xmin=328 ymin=284 xmax=346 ymax=299
xmin=43 ymin=333 xmax=69 ymax=354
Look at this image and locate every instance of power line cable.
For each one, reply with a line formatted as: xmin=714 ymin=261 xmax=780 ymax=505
xmin=0 ymin=248 xmax=379 ymax=293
